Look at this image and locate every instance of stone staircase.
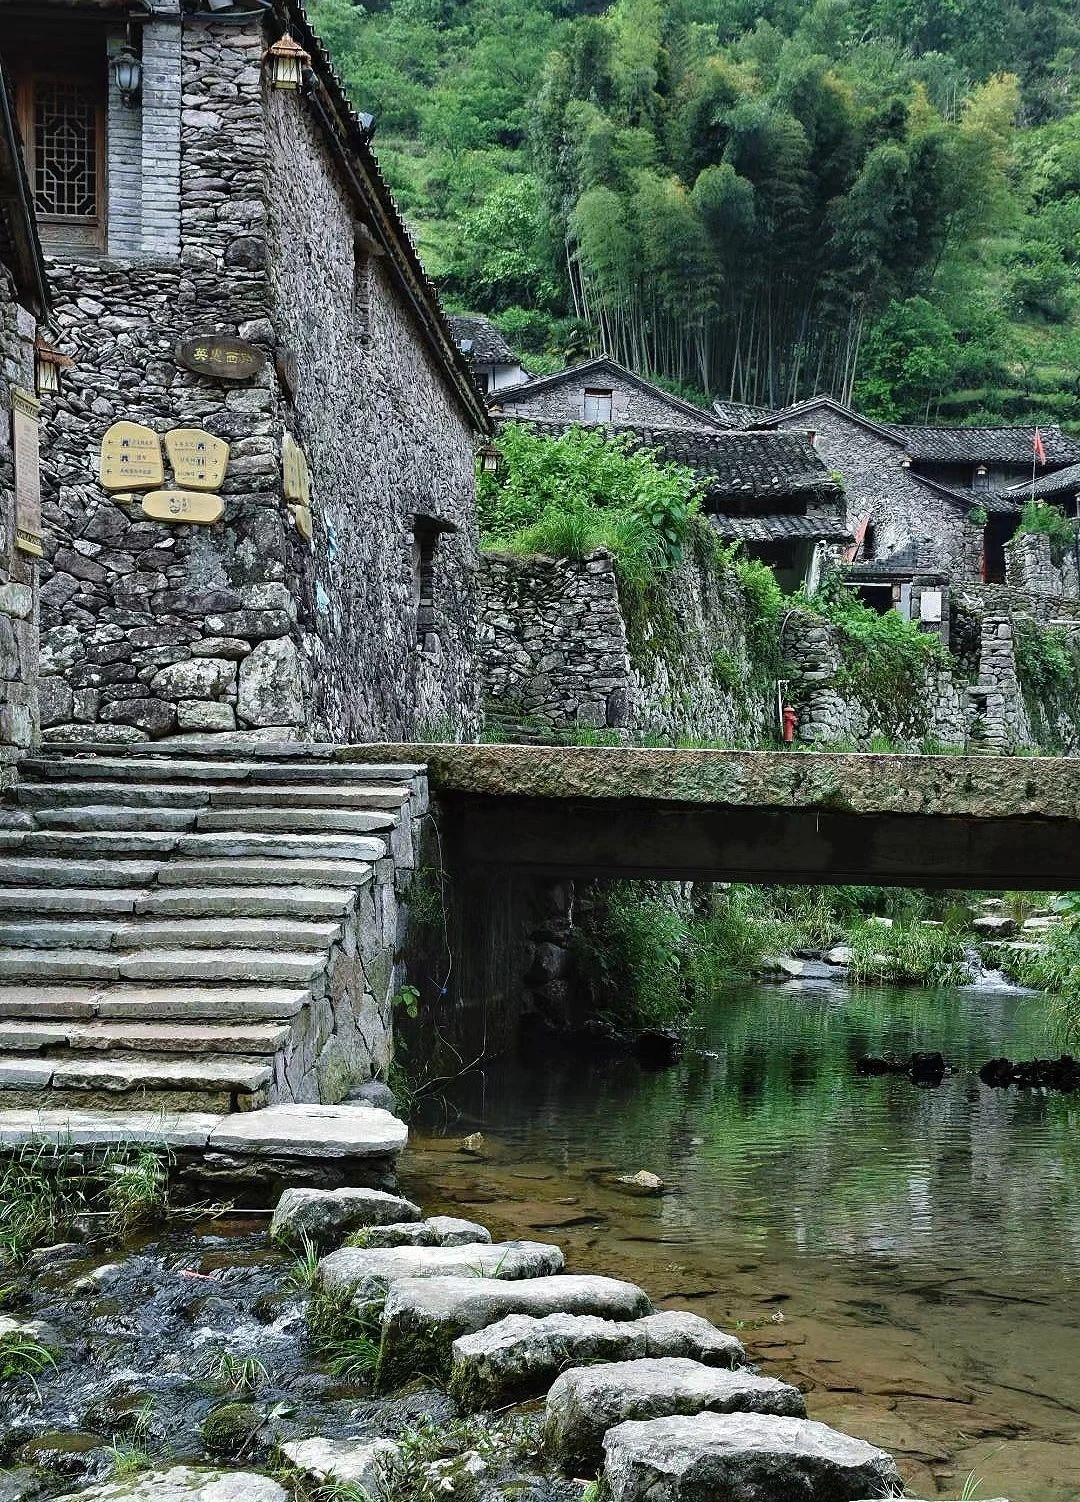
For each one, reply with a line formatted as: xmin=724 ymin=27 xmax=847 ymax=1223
xmin=0 ymin=749 xmax=426 ymax=1117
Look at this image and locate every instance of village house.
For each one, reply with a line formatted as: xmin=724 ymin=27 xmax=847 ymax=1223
xmin=449 ymin=313 xmax=528 ymax=394
xmin=7 ymin=0 xmax=488 ymax=747
xmin=0 ymin=58 xmax=47 ymax=768
xmin=492 ymin=356 xmax=732 ymax=434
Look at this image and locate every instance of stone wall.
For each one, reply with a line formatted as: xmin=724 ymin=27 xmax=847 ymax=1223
xmin=265 ymin=86 xmax=481 ymax=742
xmin=0 ymin=270 xmax=38 ymax=772
xmin=776 ymin=407 xmax=982 ymax=581
xmin=34 ymin=13 xmax=480 ymax=745
xmin=478 ymin=537 xmax=774 ymax=745
xmin=1004 ymin=530 xmax=1080 ymax=600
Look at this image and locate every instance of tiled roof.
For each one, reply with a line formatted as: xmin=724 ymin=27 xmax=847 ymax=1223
xmin=1010 ymin=461 xmax=1080 ymax=501
xmin=709 ymin=508 xmax=851 ymax=544
xmin=911 ymin=474 xmax=1020 ymax=516
xmin=449 ymin=314 xmax=518 ymax=366
xmin=495 ymin=418 xmax=839 ymax=500
xmin=888 ymin=424 xmax=1080 ymax=465
xmin=712 ymin=400 xmax=775 ymax=430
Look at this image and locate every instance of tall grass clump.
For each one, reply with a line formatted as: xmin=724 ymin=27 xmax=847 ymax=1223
xmin=1010 ymin=898 xmax=1080 ymax=1046
xmin=572 ymin=883 xmax=696 ymax=1028
xmin=847 ymin=920 xmax=969 ymax=986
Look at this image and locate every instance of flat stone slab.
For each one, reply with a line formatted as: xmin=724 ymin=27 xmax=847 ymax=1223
xmin=601 ymin=1413 xmax=902 ymax=1502
xmin=270 ymin=1186 xmax=421 ymax=1249
xmin=52 ymin=1466 xmax=289 ymax=1501
xmin=354 ymin=1215 xmax=491 ymax=1248
xmin=0 ymin=1108 xmax=221 ymax=1150
xmin=450 ymin=1309 xmax=745 ymax=1410
xmin=381 ymin=1274 xmax=653 ymax=1372
xmin=545 ymin=1358 xmax=805 ymax=1474
xmin=279 ymin=1437 xmax=399 ymax=1490
xmin=319 ymin=1240 xmax=564 ymax=1299
xmin=207 ymin=1104 xmax=407 ymax=1158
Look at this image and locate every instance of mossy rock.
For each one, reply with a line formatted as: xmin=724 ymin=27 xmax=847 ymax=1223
xmin=200 ymin=1403 xmax=262 ymax=1458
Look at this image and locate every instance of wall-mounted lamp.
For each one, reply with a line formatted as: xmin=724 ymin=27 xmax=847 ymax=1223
xmin=112 ymin=43 xmax=143 ymax=108
xmin=477 ymin=443 xmax=501 ymax=476
xmin=34 ymin=336 xmax=74 ymax=395
xmin=900 ymin=455 xmax=912 ymax=469
xmin=266 ymin=33 xmax=311 ymax=90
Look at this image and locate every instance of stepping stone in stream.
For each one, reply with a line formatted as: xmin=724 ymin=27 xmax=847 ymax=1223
xmin=52 ymin=1467 xmax=289 ymax=1502
xmin=450 ymin=1309 xmax=746 ymax=1410
xmin=380 ymin=1274 xmax=653 ymax=1380
xmin=279 ymin=1436 xmax=400 ymax=1493
xmin=317 ymin=1240 xmax=564 ymax=1301
xmin=347 ymin=1215 xmax=492 ymax=1249
xmin=269 ymin=1185 xmax=421 ymax=1250
xmin=544 ymin=1358 xmax=805 ymax=1475
xmin=601 ymin=1413 xmax=902 ymax=1502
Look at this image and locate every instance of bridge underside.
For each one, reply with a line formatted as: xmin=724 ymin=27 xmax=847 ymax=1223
xmin=341 ymin=744 xmax=1080 ymax=890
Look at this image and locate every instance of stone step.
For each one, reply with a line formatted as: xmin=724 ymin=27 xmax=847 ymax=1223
xmin=319 ymin=1240 xmax=565 ymax=1302
xmin=450 ymin=1311 xmax=746 ymax=1412
xmin=29 ymin=806 xmax=200 ymax=833
xmin=0 ymin=830 xmax=388 ymax=861
xmin=0 ymin=917 xmax=339 ymax=952
xmin=154 ymin=858 xmax=375 ymax=889
xmin=0 ymin=1019 xmax=290 ymax=1055
xmin=0 ymin=885 xmax=354 ymax=920
xmin=379 ymin=1275 xmax=654 ymax=1377
xmin=544 ymin=1358 xmax=806 ymax=1475
xmin=16 ymin=782 xmax=216 ymax=810
xmin=22 ymin=755 xmax=426 ymax=785
xmin=0 ymin=859 xmax=164 ymax=888
xmin=16 ymin=781 xmax=411 ymax=811
xmin=0 ymin=1052 xmax=272 ymax=1097
xmin=0 ymin=1101 xmax=407 ymax=1158
xmin=192 ymin=807 xmax=396 ymax=835
xmin=208 ymin=785 xmax=410 ymax=810
xmin=0 ymin=983 xmax=310 ymax=1021
xmin=599 ymin=1414 xmax=901 ymax=1502
xmin=0 ymin=947 xmax=325 ymax=984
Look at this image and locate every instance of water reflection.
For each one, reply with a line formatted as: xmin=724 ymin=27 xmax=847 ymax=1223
xmin=403 ymin=982 xmax=1080 ymax=1500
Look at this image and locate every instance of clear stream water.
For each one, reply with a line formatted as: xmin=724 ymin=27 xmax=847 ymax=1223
xmin=402 ymin=980 xmax=1080 ymax=1502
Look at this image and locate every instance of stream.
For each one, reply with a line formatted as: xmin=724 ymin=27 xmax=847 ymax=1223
xmin=403 ymin=979 xmax=1080 ymax=1502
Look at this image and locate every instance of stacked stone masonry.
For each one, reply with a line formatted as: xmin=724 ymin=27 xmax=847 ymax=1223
xmin=0 ymin=269 xmax=38 ymax=772
xmin=33 ymin=13 xmax=481 ymax=747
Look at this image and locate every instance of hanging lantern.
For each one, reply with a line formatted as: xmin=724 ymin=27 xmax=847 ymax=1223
xmin=266 ymin=34 xmax=311 ymax=90
xmin=112 ymin=43 xmax=143 ymax=108
xmin=34 ymin=336 xmax=74 ymax=395
xmin=477 ymin=443 xmax=501 ymax=476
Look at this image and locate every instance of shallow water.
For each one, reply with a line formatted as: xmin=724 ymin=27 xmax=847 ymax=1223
xmin=402 ymin=980 xmax=1080 ymax=1502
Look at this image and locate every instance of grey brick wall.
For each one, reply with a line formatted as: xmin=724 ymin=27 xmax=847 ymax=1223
xmin=106 ymin=31 xmax=143 ymax=258
xmin=140 ymin=20 xmax=182 ymax=256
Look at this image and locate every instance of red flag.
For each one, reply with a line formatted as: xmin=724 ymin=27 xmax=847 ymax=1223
xmin=1034 ymin=428 xmax=1046 ymax=465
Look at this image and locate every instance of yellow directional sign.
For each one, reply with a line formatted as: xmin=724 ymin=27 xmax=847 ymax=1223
xmin=140 ymin=490 xmax=224 ymax=526
xmin=282 ymin=432 xmax=311 ymax=506
xmin=100 ymin=422 xmax=164 ymax=492
xmin=165 ymin=429 xmax=229 ymax=491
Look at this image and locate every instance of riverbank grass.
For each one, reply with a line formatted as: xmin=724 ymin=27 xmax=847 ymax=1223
xmin=847 ymin=920 xmax=970 ymax=987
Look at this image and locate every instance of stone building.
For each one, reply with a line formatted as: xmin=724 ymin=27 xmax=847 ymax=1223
xmin=449 ymin=313 xmax=527 ymax=394
xmin=0 ymin=58 xmax=47 ymax=770
xmin=493 ymin=356 xmax=731 ymax=433
xmin=10 ymin=0 xmax=488 ymax=746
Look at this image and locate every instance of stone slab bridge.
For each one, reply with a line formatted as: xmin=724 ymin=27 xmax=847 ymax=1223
xmin=351 ymin=743 xmax=1080 ymax=890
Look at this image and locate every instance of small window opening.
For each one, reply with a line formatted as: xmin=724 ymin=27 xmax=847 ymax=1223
xmin=414 ymin=531 xmax=438 ymax=647
xmin=353 ymin=235 xmax=372 ymax=345
xmin=862 ymin=522 xmax=877 ymax=560
xmin=583 ymin=387 xmax=613 ymax=423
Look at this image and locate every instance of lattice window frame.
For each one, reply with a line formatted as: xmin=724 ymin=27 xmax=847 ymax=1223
xmin=17 ymin=69 xmax=106 ymax=252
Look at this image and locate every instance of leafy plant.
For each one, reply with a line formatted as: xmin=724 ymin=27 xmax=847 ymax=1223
xmin=1017 ymin=498 xmax=1078 ymax=563
xmin=200 ymin=1350 xmax=269 ymax=1397
xmin=847 ymin=920 xmax=970 ymax=987
xmin=0 ymin=1331 xmax=57 ymax=1397
xmin=285 ymin=1234 xmax=322 ymax=1292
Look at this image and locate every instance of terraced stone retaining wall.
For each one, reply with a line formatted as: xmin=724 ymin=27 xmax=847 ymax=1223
xmin=0 ymin=270 xmax=38 ymax=773
xmin=35 ymin=14 xmax=481 ymax=749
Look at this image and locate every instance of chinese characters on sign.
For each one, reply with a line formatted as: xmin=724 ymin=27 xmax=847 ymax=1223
xmin=165 ymin=429 xmax=230 ymax=491
xmin=100 ymin=421 xmax=165 ymax=492
xmin=11 ymin=388 xmax=43 ymax=557
xmin=140 ymin=490 xmax=225 ymax=526
xmin=175 ymin=336 xmax=267 ymax=382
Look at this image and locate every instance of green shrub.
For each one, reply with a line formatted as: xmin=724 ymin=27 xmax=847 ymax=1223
xmin=1018 ymin=498 xmax=1078 ymax=563
xmin=847 ymin=920 xmax=969 ymax=986
xmin=1010 ymin=913 xmax=1080 ymax=1046
xmin=572 ymin=884 xmax=698 ymax=1028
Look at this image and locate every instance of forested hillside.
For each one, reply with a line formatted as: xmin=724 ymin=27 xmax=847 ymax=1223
xmin=310 ymin=0 xmax=1080 ymax=423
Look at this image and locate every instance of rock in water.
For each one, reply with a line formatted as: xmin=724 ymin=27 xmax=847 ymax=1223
xmin=53 ymin=1468 xmax=289 ymax=1502
xmin=318 ymin=1240 xmax=564 ymax=1299
xmin=545 ymin=1358 xmax=805 ymax=1474
xmin=279 ymin=1437 xmax=399 ymax=1491
xmin=601 ymin=1413 xmax=901 ymax=1502
xmin=612 ymin=1170 xmax=666 ymax=1197
xmin=269 ymin=1186 xmax=421 ymax=1249
xmin=351 ymin=1216 xmax=493 ymax=1248
xmin=451 ymin=1311 xmax=745 ymax=1411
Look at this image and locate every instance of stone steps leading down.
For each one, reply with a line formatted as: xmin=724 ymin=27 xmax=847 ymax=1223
xmin=0 ymin=747 xmax=426 ymax=1122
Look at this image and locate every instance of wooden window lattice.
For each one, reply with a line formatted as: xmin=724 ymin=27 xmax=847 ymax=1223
xmin=33 ymin=77 xmax=99 ymax=221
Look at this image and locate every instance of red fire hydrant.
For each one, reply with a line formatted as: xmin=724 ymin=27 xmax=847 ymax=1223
xmin=782 ymin=704 xmax=799 ymax=744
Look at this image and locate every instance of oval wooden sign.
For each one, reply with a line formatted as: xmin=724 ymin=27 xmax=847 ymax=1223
xmin=141 ymin=490 xmax=224 ymax=526
xmin=175 ymin=336 xmax=266 ymax=382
